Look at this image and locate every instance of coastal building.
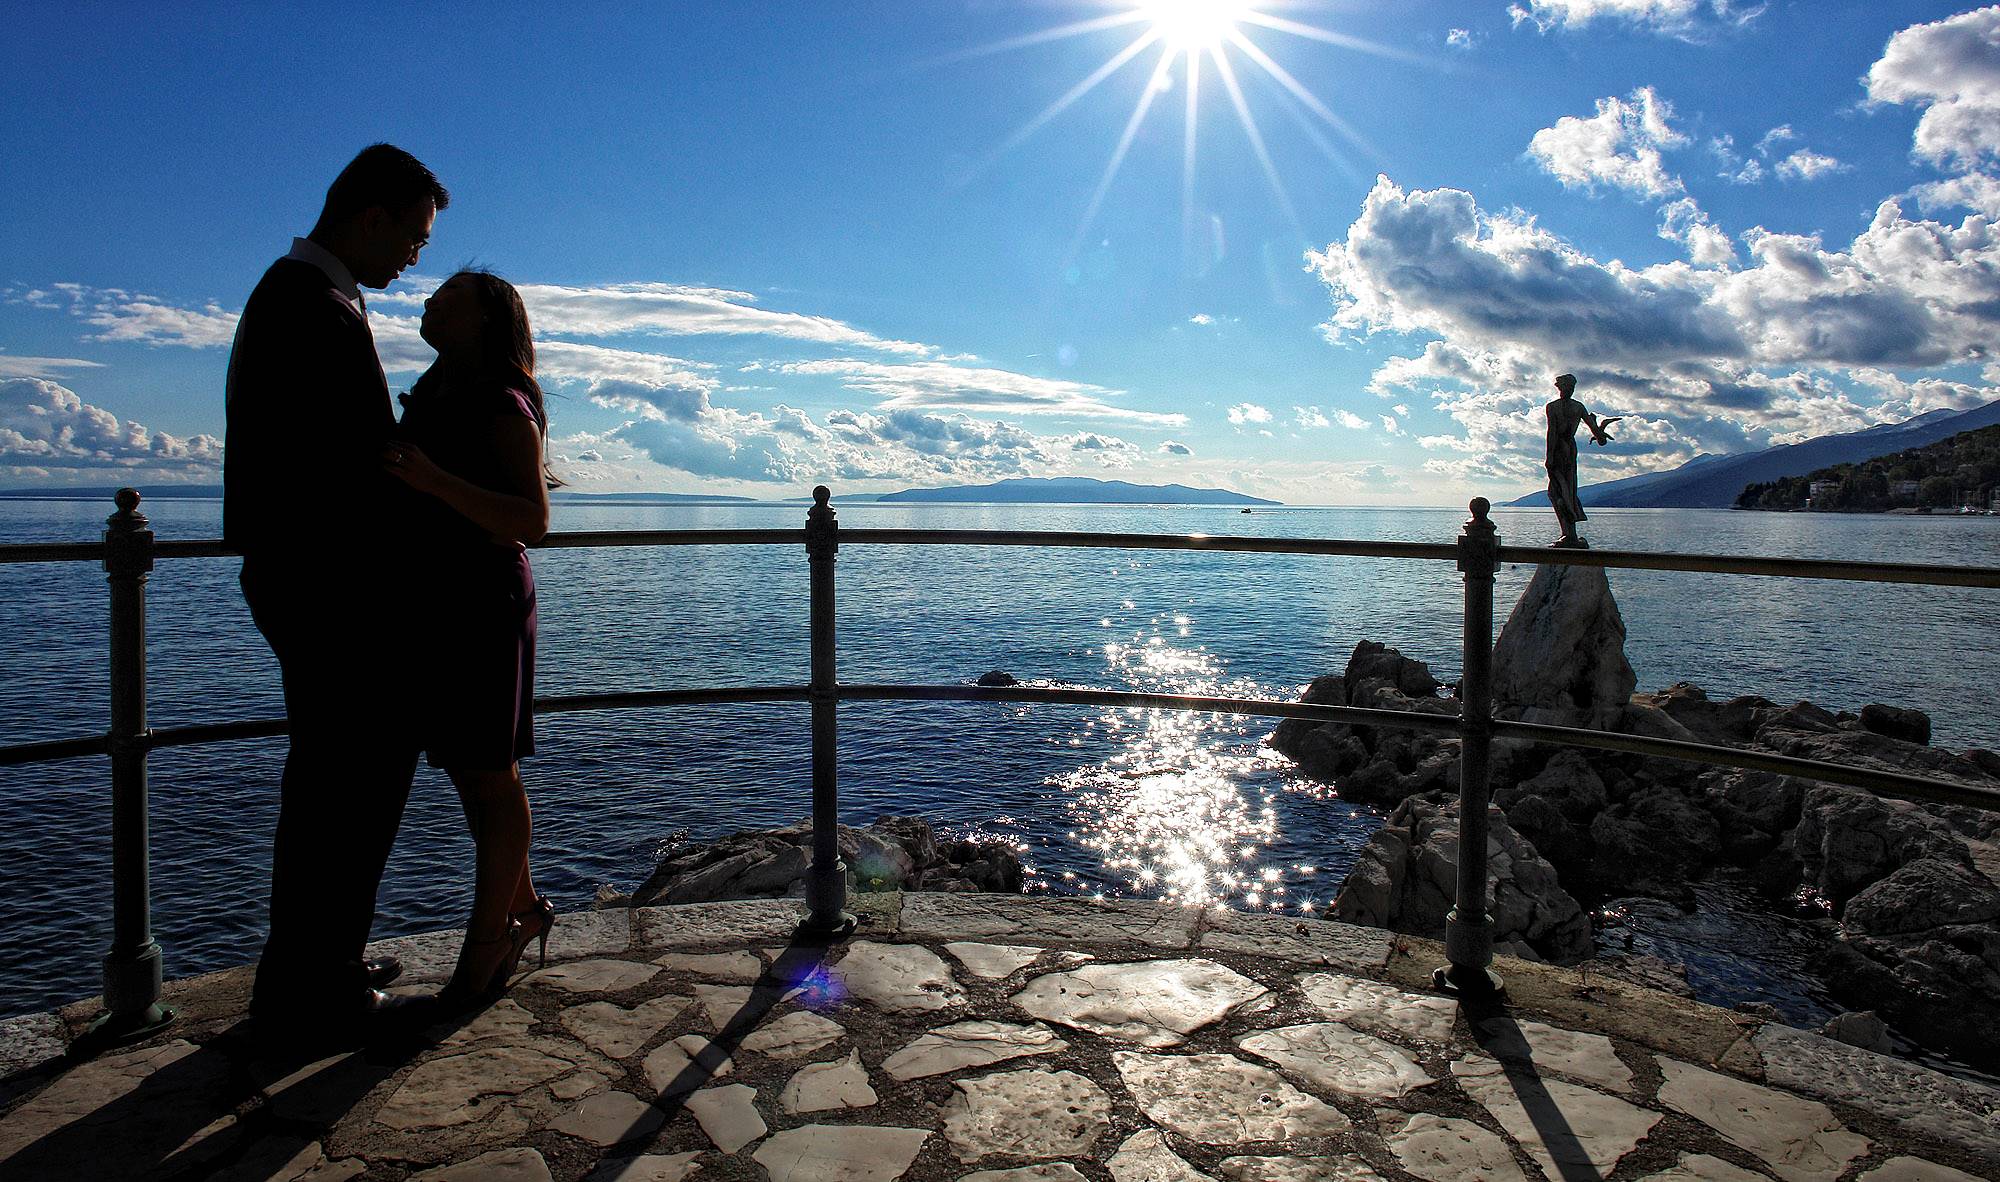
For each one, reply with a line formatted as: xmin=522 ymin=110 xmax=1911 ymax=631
xmin=1890 ymin=479 xmax=1920 ymax=500
xmin=1808 ymin=479 xmax=1840 ymax=508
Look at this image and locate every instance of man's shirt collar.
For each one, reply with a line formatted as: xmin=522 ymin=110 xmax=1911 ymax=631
xmin=285 ymin=237 xmax=364 ymax=314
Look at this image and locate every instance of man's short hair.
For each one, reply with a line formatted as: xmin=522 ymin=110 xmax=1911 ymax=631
xmin=1555 ymin=373 xmax=1576 ymax=390
xmin=320 ymin=143 xmax=449 ymax=224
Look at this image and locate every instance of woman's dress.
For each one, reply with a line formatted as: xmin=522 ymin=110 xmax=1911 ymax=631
xmin=398 ymin=372 xmax=539 ymax=770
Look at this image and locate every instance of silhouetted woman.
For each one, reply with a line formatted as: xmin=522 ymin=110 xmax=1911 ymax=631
xmin=384 ymin=269 xmax=556 ymax=1006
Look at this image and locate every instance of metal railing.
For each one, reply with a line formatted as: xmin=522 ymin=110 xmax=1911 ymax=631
xmin=4 ymin=487 xmax=1999 ymax=1043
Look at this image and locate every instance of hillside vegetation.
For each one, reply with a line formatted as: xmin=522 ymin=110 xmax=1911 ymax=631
xmin=1735 ymin=424 xmax=2000 ymax=511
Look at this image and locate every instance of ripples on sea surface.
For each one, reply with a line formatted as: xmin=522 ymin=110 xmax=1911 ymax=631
xmin=2 ymin=498 xmax=1996 ymax=1048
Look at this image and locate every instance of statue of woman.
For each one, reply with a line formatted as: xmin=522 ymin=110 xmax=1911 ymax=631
xmin=1545 ymin=373 xmax=1618 ymax=547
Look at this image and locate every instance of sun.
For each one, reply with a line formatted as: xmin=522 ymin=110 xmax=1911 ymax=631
xmin=1140 ymin=0 xmax=1251 ymax=52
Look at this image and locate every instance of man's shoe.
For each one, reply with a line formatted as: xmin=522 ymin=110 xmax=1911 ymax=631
xmin=364 ymin=956 xmax=403 ymax=988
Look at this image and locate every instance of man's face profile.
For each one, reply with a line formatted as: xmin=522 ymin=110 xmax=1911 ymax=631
xmin=355 ymin=198 xmax=436 ymax=289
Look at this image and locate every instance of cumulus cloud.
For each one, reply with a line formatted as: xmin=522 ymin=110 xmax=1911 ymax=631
xmin=1775 ymin=149 xmax=1847 ymax=181
xmin=1658 ymin=197 xmax=1736 ymax=265
xmin=1508 ymin=0 xmax=1761 ymax=37
xmin=773 ymin=359 xmax=1183 ymax=425
xmin=0 ymin=377 xmax=222 ymax=480
xmin=1188 ymin=313 xmax=1215 ymax=326
xmin=1528 ymin=87 xmax=1688 ymax=198
xmin=24 ymin=284 xmax=239 ymax=348
xmin=1159 ymin=440 xmax=1192 ymax=455
xmin=1908 ymin=172 xmax=2000 ymax=218
xmin=1227 ymin=403 xmax=1272 ymax=425
xmin=1335 ymin=410 xmax=1370 ymax=430
xmin=1294 ymin=406 xmax=1331 ymax=429
xmin=1446 ymin=27 xmax=1477 ymax=49
xmin=1867 ymin=7 xmax=2000 ymax=171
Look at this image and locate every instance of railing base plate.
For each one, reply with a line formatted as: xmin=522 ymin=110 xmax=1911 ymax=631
xmin=1431 ymin=965 xmax=1505 ymax=1001
xmin=795 ymin=913 xmax=857 ymax=943
xmin=76 ymin=1002 xmax=175 ymax=1054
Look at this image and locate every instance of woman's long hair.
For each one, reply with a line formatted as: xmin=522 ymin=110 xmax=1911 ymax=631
xmin=452 ymin=268 xmax=560 ymax=488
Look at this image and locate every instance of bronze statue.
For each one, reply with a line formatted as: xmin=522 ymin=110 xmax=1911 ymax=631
xmin=1544 ymin=373 xmax=1618 ymax=547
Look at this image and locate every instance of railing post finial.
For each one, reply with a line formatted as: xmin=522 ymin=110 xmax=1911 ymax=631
xmin=83 ymin=488 xmax=174 ymax=1050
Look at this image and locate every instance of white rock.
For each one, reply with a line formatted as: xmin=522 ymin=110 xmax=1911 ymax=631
xmin=550 ymin=1068 xmax=613 ymax=1102
xmin=901 ymin=892 xmax=1199 ymax=947
xmin=738 ymin=1010 xmax=847 ymax=1058
xmin=581 ymin=1151 xmax=705 ymax=1182
xmin=683 ymin=1083 xmax=767 ymax=1153
xmin=752 ymin=1124 xmax=931 ymax=1182
xmin=1382 ymin=1112 xmax=1525 ymax=1182
xmin=1472 ymin=1015 xmax=1633 ymax=1094
xmin=961 ymin=1167 xmax=1091 ymax=1182
xmin=373 ymin=1045 xmax=573 ymax=1131
xmin=1450 ymin=1054 xmax=1661 ymax=1180
xmin=407 ymin=1148 xmax=553 ymax=1181
xmin=1858 ymin=1158 xmax=1990 ymax=1182
xmin=1108 ymin=1128 xmax=1213 ymax=1182
xmin=560 ymin=995 xmax=692 ymax=1059
xmin=1197 ymin=909 xmax=1393 ymax=973
xmin=1634 ymin=1153 xmax=1782 ymax=1182
xmin=1012 ymin=959 xmax=1269 ymax=1047
xmin=633 ymin=899 xmax=804 ymax=947
xmin=440 ymin=998 xmax=538 ymax=1046
xmin=655 ymin=951 xmax=763 ymax=981
xmin=941 ymin=1068 xmax=1113 ymax=1160
xmin=1217 ymin=1156 xmax=1388 ymax=1181
xmin=1113 ymin=1052 xmax=1350 ymax=1144
xmin=547 ymin=1090 xmax=665 ymax=1148
xmin=945 ymin=941 xmax=1049 ymax=979
xmin=641 ymin=1035 xmax=733 ymax=1097
xmin=882 ymin=1020 xmax=1068 ymax=1080
xmin=831 ymin=941 xmax=966 ymax=1012
xmin=1236 ymin=1022 xmax=1434 ymax=1101
xmin=1297 ymin=973 xmax=1456 ymax=1044
xmin=1753 ymin=1023 xmax=2000 ymax=1163
xmin=522 ymin=959 xmax=661 ymax=994
xmin=780 ymin=1049 xmax=877 ymax=1113
xmin=1656 ymin=1057 xmax=1870 ymax=1182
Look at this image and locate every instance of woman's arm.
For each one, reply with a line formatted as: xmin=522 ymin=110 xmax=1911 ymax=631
xmin=385 ymin=415 xmax=551 ymax=544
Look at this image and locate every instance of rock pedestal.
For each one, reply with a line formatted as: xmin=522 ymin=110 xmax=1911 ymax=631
xmin=1491 ymin=563 xmax=1636 ymax=732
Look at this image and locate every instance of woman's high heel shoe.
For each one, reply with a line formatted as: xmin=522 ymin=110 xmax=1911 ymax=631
xmin=438 ymin=919 xmax=522 ymax=1010
xmin=491 ymin=897 xmax=557 ymax=991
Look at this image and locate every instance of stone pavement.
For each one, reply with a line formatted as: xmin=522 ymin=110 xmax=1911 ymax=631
xmin=1 ymin=894 xmax=1995 ymax=1181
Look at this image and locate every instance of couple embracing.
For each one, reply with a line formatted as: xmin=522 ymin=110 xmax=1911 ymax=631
xmin=224 ymin=144 xmax=556 ymax=1041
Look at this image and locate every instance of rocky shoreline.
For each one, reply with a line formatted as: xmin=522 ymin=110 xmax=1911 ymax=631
xmin=1270 ymin=563 xmax=2000 ymax=1063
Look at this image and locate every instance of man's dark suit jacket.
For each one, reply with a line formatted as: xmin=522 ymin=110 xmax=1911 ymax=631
xmin=224 ymin=256 xmax=408 ymax=575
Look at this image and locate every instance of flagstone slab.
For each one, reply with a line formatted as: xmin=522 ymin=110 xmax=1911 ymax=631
xmin=407 ymin=1147 xmax=553 ymax=1181
xmin=581 ymin=1151 xmax=704 ymax=1182
xmin=1451 ymin=1054 xmax=1662 ymax=1181
xmin=941 ymin=1067 xmax=1113 ymax=1161
xmin=1197 ymin=909 xmax=1393 ymax=973
xmin=522 ymin=958 xmax=661 ymax=994
xmin=1297 ymin=973 xmax=1456 ymax=1045
xmin=1858 ymin=1156 xmax=1990 ymax=1182
xmin=1108 ymin=1128 xmax=1212 ymax=1182
xmin=540 ymin=908 xmax=635 ymax=962
xmin=902 ymin=892 xmax=1199 ymax=948
xmin=752 ymin=1123 xmax=930 ymax=1182
xmin=641 ymin=1034 xmax=735 ymax=1096
xmin=780 ymin=1048 xmax=878 ymax=1113
xmin=1216 ymin=1155 xmax=1387 ymax=1181
xmin=1236 ymin=1022 xmax=1434 ymax=1101
xmin=560 ymin=995 xmax=693 ymax=1059
xmin=1753 ymin=1021 xmax=2000 ymax=1162
xmin=1113 ymin=1051 xmax=1351 ymax=1144
xmin=634 ymin=899 xmax=804 ymax=948
xmin=831 ymin=941 xmax=966 ymax=1012
xmin=1012 ymin=958 xmax=1269 ymax=1047
xmin=373 ymin=1044 xmax=575 ymax=1132
xmin=1634 ymin=1153 xmax=1771 ymax=1182
xmin=1657 ymin=1057 xmax=1871 ymax=1182
xmin=962 ymin=1166 xmax=1090 ymax=1182
xmin=364 ymin=928 xmax=466 ymax=984
xmin=550 ymin=1068 xmax=613 ymax=1101
xmin=683 ymin=1083 xmax=766 ymax=1153
xmin=1382 ymin=1112 xmax=1527 ymax=1182
xmin=0 ymin=1010 xmax=67 ymax=1077
xmin=207 ymin=1134 xmax=327 ymax=1182
xmin=654 ymin=951 xmax=762 ymax=981
xmin=944 ymin=941 xmax=1047 ymax=979
xmin=0 ymin=1039 xmax=224 ymax=1162
xmin=882 ymin=1019 xmax=1068 ymax=1080
xmin=548 ymin=1089 xmax=666 ymax=1147
xmin=440 ymin=998 xmax=539 ymax=1047
xmin=1472 ymin=1015 xmax=1634 ymax=1094
xmin=738 ymin=1010 xmax=848 ymax=1058
xmin=263 ymin=1051 xmax=404 ymax=1127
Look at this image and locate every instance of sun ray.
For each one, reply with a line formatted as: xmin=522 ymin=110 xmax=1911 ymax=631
xmin=1182 ymin=47 xmax=1202 ymax=268
xmin=993 ymin=28 xmax=1163 ymax=162
xmin=1071 ymin=47 xmax=1183 ymax=260
xmin=927 ymin=9 xmax=1151 ymax=66
xmin=1236 ymin=9 xmax=1433 ymax=66
xmin=1262 ymin=66 xmax=1366 ymax=183
xmin=1225 ymin=27 xmax=1383 ymax=161
xmin=1207 ymin=44 xmax=1302 ymax=234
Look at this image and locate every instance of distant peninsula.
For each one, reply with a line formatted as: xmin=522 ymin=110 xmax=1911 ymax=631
xmin=876 ymin=477 xmax=1280 ymax=505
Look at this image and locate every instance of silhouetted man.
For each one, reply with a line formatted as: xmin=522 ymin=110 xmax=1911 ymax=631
xmin=1544 ymin=372 xmax=1617 ymax=548
xmin=225 ymin=144 xmax=447 ymax=1038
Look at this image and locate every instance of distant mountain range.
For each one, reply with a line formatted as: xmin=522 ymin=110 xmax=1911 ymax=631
xmin=1506 ymin=397 xmax=2000 ymax=509
xmin=875 ymin=477 xmax=1280 ymax=505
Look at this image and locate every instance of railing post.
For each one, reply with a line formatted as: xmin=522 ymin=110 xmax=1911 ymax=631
xmin=800 ymin=485 xmax=855 ymax=938
xmin=1436 ymin=496 xmax=1504 ymax=999
xmin=83 ymin=488 xmax=174 ymax=1048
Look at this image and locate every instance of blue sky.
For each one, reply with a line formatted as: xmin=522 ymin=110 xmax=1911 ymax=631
xmin=3 ymin=1 xmax=1997 ymax=504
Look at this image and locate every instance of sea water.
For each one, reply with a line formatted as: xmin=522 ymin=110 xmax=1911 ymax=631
xmin=1 ymin=498 xmax=1995 ymax=1038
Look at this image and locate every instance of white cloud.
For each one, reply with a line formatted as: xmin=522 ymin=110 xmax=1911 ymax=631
xmin=0 ymin=377 xmax=222 ymax=480
xmin=773 ymin=359 xmax=1184 ymax=425
xmin=1227 ymin=402 xmax=1272 ymax=425
xmin=0 ymin=352 xmax=104 ymax=379
xmin=1159 ymin=440 xmax=1192 ymax=455
xmin=1775 ymin=149 xmax=1847 ymax=181
xmin=1527 ymin=88 xmax=1688 ymax=199
xmin=1508 ymin=0 xmax=1761 ymax=38
xmin=1294 ymin=406 xmax=1331 ymax=429
xmin=1381 ymin=415 xmax=1404 ymax=434
xmin=1188 ymin=313 xmax=1215 ymax=326
xmin=25 ymin=284 xmax=239 ymax=348
xmin=1658 ymin=197 xmax=1737 ymax=265
xmin=1867 ymin=7 xmax=2000 ymax=171
xmin=1908 ymin=172 xmax=2000 ymax=218
xmin=1755 ymin=125 xmax=1796 ymax=154
xmin=1392 ymin=404 xmax=1411 ymax=416
xmin=1335 ymin=410 xmax=1370 ymax=430
xmin=1446 ymin=27 xmax=1476 ymax=49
